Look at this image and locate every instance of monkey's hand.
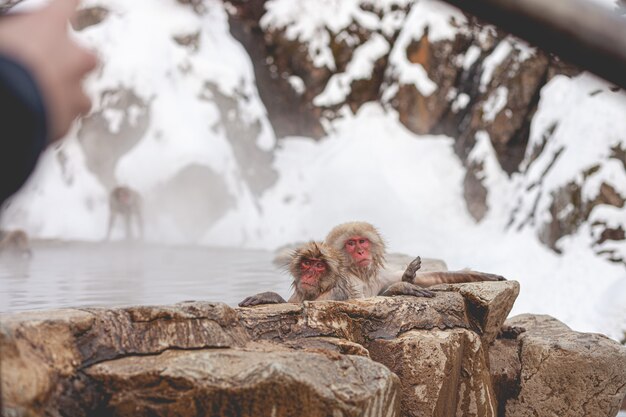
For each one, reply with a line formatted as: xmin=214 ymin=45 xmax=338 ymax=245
xmin=401 ymin=256 xmax=422 ymax=282
xmin=381 ymin=282 xmax=434 ymax=298
xmin=238 ymin=292 xmax=287 ymax=307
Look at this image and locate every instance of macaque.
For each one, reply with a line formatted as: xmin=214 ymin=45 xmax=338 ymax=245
xmin=325 ymin=221 xmax=505 ymax=297
xmin=0 ymin=229 xmax=32 ymax=258
xmin=239 ymin=241 xmax=355 ymax=306
xmin=239 ymin=241 xmax=432 ymax=307
xmin=106 ymin=186 xmax=143 ymax=241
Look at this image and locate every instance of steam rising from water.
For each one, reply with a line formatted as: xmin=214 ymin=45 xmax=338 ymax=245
xmin=0 ymin=241 xmax=288 ymax=313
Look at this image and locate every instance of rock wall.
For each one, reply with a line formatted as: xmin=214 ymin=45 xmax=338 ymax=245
xmin=226 ymin=0 xmax=575 ymax=179
xmin=226 ymin=0 xmax=625 ymax=261
xmin=2 ymin=281 xmax=625 ymax=417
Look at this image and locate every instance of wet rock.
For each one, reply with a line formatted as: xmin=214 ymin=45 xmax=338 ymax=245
xmin=0 ymin=309 xmax=94 ymax=415
xmin=497 ymin=314 xmax=626 ymax=417
xmin=76 ymin=302 xmax=249 ymax=366
xmin=0 ymin=302 xmax=249 ymax=416
xmin=369 ymin=328 xmax=497 ymax=417
xmin=430 ymin=280 xmax=520 ymax=345
xmin=86 ymin=348 xmax=400 ymax=417
xmin=236 ymin=292 xmax=471 ymax=343
xmin=6 ymin=283 xmax=622 ymax=417
xmin=285 ymin=336 xmax=371 ymax=357
xmin=488 ymin=336 xmax=522 ymax=416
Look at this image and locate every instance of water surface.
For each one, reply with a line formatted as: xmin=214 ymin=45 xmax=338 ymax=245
xmin=0 ymin=241 xmax=290 ymax=313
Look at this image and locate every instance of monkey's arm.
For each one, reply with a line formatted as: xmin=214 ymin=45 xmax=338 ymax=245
xmin=238 ymin=291 xmax=287 ymax=307
xmin=380 ymin=282 xmax=435 ymax=298
xmin=413 ymin=271 xmax=505 ymax=287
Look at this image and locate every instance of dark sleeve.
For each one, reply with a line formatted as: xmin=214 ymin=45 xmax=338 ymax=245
xmin=0 ymin=53 xmax=48 ymax=206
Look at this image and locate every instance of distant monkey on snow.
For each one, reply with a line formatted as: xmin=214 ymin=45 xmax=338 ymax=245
xmin=106 ymin=186 xmax=143 ymax=241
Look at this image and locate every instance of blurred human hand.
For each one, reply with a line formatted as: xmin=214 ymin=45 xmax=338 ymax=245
xmin=0 ymin=0 xmax=98 ymax=141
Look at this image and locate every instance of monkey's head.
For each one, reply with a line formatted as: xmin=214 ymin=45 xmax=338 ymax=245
xmin=289 ymin=242 xmax=343 ymax=300
xmin=325 ymin=221 xmax=386 ymax=278
xmin=111 ymin=186 xmax=136 ymax=205
xmin=0 ymin=230 xmax=32 ymax=259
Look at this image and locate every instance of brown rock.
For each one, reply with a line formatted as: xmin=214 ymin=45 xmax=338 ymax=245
xmin=0 ymin=309 xmax=93 ymax=414
xmin=369 ymin=329 xmax=497 ymax=417
xmin=0 ymin=302 xmax=250 ymax=416
xmin=431 ymin=280 xmax=520 ymax=345
xmin=395 ymin=33 xmax=469 ymax=136
xmin=236 ymin=293 xmax=471 ymax=343
xmin=77 ymin=302 xmax=249 ymax=365
xmin=504 ymin=314 xmax=626 ymax=417
xmin=86 ymin=348 xmax=401 ymax=417
xmin=14 ymin=284 xmax=611 ymax=417
xmin=488 ymin=337 xmax=522 ymax=416
xmin=285 ymin=336 xmax=371 ymax=357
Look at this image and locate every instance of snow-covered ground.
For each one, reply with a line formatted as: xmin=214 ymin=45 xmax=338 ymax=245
xmin=1 ymin=0 xmax=624 ymax=343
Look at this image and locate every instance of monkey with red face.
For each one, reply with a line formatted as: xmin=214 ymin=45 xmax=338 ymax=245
xmin=239 ymin=241 xmax=432 ymax=307
xmin=239 ymin=241 xmax=354 ymax=306
xmin=325 ymin=221 xmax=505 ymax=297
xmin=106 ymin=186 xmax=143 ymax=241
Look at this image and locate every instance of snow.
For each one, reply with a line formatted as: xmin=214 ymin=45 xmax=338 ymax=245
xmin=510 ymin=73 xmax=626 ymax=264
xmin=1 ymin=0 xmax=625 ymax=344
xmin=462 ymin=45 xmax=481 ymax=70
xmin=482 ymin=86 xmax=508 ymax=122
xmin=261 ymin=0 xmax=412 ymax=70
xmin=451 ymin=92 xmax=470 ymax=112
xmin=314 ymin=33 xmax=389 ymax=106
xmin=288 ymin=75 xmax=305 ymax=95
xmin=387 ymin=0 xmax=466 ymax=96
xmin=480 ymin=40 xmax=512 ymax=90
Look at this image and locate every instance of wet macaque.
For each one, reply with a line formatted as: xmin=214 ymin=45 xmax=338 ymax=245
xmin=0 ymin=229 xmax=32 ymax=258
xmin=239 ymin=241 xmax=356 ymax=307
xmin=106 ymin=186 xmax=143 ymax=241
xmin=325 ymin=221 xmax=505 ymax=297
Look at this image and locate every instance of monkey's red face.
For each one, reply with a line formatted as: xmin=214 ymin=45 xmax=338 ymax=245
xmin=344 ymin=236 xmax=371 ymax=267
xmin=300 ymin=257 xmax=327 ymax=287
xmin=119 ymin=190 xmax=131 ymax=204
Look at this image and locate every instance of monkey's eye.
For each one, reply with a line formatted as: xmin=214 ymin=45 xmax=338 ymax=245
xmin=302 ymin=260 xmax=311 ymax=267
xmin=358 ymin=239 xmax=367 ymax=244
xmin=314 ymin=261 xmax=325 ymax=269
xmin=346 ymin=240 xmax=355 ymax=247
